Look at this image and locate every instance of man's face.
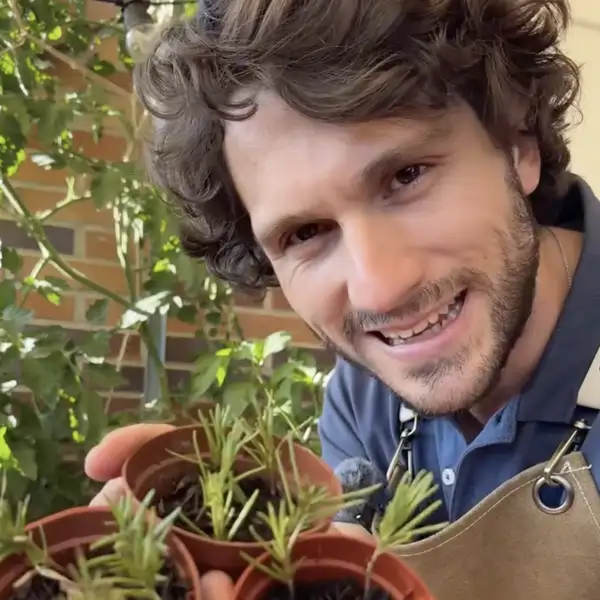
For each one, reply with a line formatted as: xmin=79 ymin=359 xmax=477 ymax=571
xmin=225 ymin=93 xmax=542 ymax=416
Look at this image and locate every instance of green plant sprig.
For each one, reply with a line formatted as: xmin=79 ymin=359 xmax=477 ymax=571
xmin=242 ymin=394 xmax=287 ymax=484
xmin=276 ymin=435 xmax=383 ymax=531
xmin=168 ymin=423 xmax=266 ymax=541
xmin=240 ymin=501 xmax=309 ymax=600
xmin=363 ymin=470 xmax=448 ymax=599
xmin=0 ymin=470 xmax=184 ymax=600
xmin=0 ymin=472 xmax=47 ymax=567
xmin=193 ymin=405 xmax=258 ymax=468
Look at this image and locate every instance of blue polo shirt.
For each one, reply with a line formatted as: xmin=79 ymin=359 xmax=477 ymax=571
xmin=318 ymin=175 xmax=600 ymax=522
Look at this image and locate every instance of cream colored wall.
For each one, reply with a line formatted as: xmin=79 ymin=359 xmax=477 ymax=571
xmin=562 ymin=3 xmax=600 ymax=189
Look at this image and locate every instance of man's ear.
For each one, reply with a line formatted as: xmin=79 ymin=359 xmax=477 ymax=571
xmin=513 ymin=134 xmax=541 ymax=195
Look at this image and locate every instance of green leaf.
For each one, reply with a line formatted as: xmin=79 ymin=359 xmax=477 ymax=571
xmin=82 ymin=363 xmax=126 ymax=390
xmin=2 ymin=306 xmax=33 ymax=333
xmin=119 ymin=291 xmax=171 ymax=329
xmin=0 ymin=244 xmax=22 ymax=274
xmin=263 ymin=331 xmax=292 ymax=360
xmin=192 ymin=355 xmax=224 ymax=397
xmin=176 ymin=304 xmax=197 ymax=324
xmin=9 ymin=442 xmax=38 ymax=480
xmin=77 ymin=389 xmax=107 ymax=444
xmin=90 ymin=170 xmax=124 ymax=208
xmin=86 ymin=298 xmax=109 ymax=325
xmin=80 ymin=330 xmax=111 ymax=357
xmin=87 ymin=58 xmax=116 ymax=76
xmin=0 ymin=280 xmax=17 ymax=311
xmin=222 ymin=382 xmax=255 ymax=418
xmin=47 ymin=26 xmax=63 ymax=41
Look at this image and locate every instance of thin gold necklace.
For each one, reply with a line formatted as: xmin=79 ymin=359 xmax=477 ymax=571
xmin=546 ymin=226 xmax=572 ymax=288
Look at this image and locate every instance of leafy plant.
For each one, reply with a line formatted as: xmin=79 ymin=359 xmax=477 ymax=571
xmin=0 ymin=471 xmax=185 ymax=600
xmin=238 ymin=467 xmax=448 ymax=600
xmin=160 ymin=404 xmax=373 ymax=546
xmin=0 ymin=0 xmax=331 ymax=520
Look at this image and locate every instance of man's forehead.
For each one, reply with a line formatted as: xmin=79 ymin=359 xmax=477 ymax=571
xmin=224 ymin=89 xmax=456 ymax=158
xmin=223 ymin=93 xmax=462 ymax=242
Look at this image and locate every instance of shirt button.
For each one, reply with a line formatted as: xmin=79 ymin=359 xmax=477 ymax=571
xmin=442 ymin=468 xmax=456 ymax=486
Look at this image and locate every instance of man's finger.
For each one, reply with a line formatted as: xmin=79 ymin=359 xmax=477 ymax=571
xmin=89 ymin=476 xmax=127 ymax=507
xmin=85 ymin=423 xmax=174 ymax=482
xmin=200 ymin=571 xmax=235 ymax=600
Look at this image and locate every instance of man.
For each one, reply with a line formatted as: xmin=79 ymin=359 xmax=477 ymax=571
xmin=85 ymin=1 xmax=600 ymax=598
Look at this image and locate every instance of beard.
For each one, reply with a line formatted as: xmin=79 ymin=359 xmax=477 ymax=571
xmin=315 ymin=174 xmax=540 ymax=417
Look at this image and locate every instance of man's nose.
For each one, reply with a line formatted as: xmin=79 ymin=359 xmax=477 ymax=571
xmin=344 ymin=217 xmax=425 ymax=315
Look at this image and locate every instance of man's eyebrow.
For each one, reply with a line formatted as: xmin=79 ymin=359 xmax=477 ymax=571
xmin=359 ymin=122 xmax=452 ymax=187
xmin=255 ymin=121 xmax=452 ymax=247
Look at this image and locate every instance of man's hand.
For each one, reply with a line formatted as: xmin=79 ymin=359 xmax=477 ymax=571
xmin=85 ymin=423 xmax=175 ymax=505
xmin=84 ymin=424 xmax=372 ymax=598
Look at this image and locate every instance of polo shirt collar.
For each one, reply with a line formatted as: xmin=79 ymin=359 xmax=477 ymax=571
xmin=518 ymin=175 xmax=600 ymax=423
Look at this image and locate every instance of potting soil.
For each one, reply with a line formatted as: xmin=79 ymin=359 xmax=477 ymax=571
xmin=156 ymin=471 xmax=286 ymax=541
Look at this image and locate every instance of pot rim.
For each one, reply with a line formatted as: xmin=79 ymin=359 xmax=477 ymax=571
xmin=0 ymin=505 xmax=203 ymax=600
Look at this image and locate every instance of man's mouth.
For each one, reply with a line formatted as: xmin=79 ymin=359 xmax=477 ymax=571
xmin=371 ymin=290 xmax=467 ymax=347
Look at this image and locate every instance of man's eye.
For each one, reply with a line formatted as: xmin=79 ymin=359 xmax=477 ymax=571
xmin=286 ymin=222 xmax=330 ymax=248
xmin=390 ymin=165 xmax=426 ymax=191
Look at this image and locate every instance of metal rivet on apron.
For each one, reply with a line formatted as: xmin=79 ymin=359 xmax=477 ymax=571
xmin=532 ymin=474 xmax=574 ymax=515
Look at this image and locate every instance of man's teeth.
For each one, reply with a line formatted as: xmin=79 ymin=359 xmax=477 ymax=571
xmin=381 ymin=295 xmax=464 ymax=345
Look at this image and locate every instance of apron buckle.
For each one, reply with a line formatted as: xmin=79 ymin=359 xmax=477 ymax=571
xmin=386 ymin=413 xmax=419 ymax=489
xmin=533 ymin=419 xmax=590 ymax=515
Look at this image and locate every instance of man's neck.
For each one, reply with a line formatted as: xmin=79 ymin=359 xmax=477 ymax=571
xmin=468 ymin=226 xmax=583 ymax=425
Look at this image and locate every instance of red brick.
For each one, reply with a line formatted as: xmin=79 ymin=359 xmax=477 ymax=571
xmin=15 ymin=155 xmax=70 ymax=187
xmin=18 ymin=291 xmax=75 ymax=322
xmin=270 ymin=289 xmax=294 ymax=312
xmin=21 ymin=256 xmax=129 ymax=294
xmin=109 ymin=332 xmax=141 ymax=360
xmin=236 ymin=311 xmax=319 ymax=345
xmin=28 ymin=131 xmax=127 ymax=162
xmin=17 ymin=188 xmax=113 ymax=227
xmin=85 ymin=230 xmax=117 ymax=262
xmin=233 ymin=289 xmax=266 ymax=309
xmin=167 ymin=316 xmax=197 ymax=335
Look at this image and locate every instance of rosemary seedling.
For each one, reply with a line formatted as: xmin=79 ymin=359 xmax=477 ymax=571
xmin=363 ymin=469 xmax=448 ymax=599
xmin=0 ymin=469 xmax=186 ymax=600
xmin=168 ymin=419 xmax=267 ymax=541
xmin=242 ymin=395 xmax=287 ymax=491
xmin=240 ymin=501 xmax=309 ymax=600
xmin=0 ymin=472 xmax=47 ymax=568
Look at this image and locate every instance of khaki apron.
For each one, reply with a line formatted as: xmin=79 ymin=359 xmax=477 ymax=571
xmin=390 ymin=353 xmax=600 ymax=600
xmin=396 ymin=451 xmax=600 ymax=599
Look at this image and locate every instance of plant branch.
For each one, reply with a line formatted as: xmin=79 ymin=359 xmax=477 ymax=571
xmin=7 ymin=0 xmax=131 ymax=101
xmin=0 ymin=177 xmax=147 ymax=314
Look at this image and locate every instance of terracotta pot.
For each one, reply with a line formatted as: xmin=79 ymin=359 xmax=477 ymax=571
xmin=0 ymin=506 xmax=202 ymax=600
xmin=234 ymin=532 xmax=435 ymax=600
xmin=122 ymin=424 xmax=342 ymax=578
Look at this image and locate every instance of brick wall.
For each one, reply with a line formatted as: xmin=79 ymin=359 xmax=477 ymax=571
xmin=1 ymin=3 xmax=334 ymax=412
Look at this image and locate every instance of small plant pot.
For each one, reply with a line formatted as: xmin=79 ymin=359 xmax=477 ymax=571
xmin=122 ymin=424 xmax=342 ymax=578
xmin=233 ymin=532 xmax=435 ymax=600
xmin=0 ymin=506 xmax=202 ymax=600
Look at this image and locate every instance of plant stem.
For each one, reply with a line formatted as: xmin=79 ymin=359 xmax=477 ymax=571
xmin=0 ymin=177 xmax=148 ymax=313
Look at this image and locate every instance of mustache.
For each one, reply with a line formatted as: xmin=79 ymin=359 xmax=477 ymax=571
xmin=342 ymin=270 xmax=488 ymax=339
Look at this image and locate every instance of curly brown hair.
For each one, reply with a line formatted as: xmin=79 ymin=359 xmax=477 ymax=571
xmin=135 ymin=0 xmax=581 ymax=292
